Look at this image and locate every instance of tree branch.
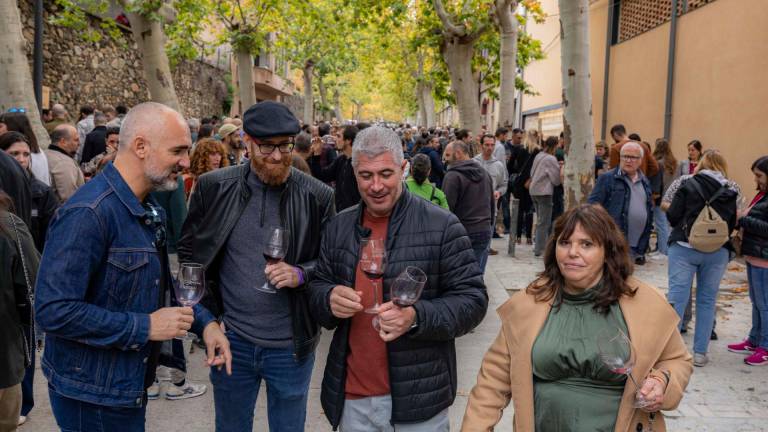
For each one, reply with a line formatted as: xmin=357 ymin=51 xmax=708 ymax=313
xmin=465 ymin=21 xmax=491 ymax=43
xmin=432 ymin=0 xmax=466 ymax=37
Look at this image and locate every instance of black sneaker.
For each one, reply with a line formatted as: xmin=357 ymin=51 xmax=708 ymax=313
xmin=634 ymin=256 xmax=646 ymax=265
xmin=710 ymin=330 xmax=718 ymax=340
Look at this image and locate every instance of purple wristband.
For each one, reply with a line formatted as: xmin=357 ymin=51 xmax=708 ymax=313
xmin=295 ymin=267 xmax=305 ymax=285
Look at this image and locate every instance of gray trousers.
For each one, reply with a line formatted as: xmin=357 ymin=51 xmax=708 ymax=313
xmin=532 ymin=195 xmax=553 ymax=256
xmin=340 ymin=395 xmax=449 ymax=432
xmin=0 ymin=384 xmax=21 ymax=432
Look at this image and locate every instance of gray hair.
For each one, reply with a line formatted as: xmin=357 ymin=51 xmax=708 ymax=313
xmin=294 ymin=132 xmax=312 ymax=153
xmin=351 ymin=126 xmax=403 ymax=168
xmin=51 ymin=104 xmax=67 ymax=119
xmin=93 ymin=111 xmax=108 ymax=126
xmin=118 ymin=102 xmax=184 ymax=150
xmin=187 ymin=117 xmax=200 ymax=132
xmin=620 ymin=141 xmax=645 ymax=158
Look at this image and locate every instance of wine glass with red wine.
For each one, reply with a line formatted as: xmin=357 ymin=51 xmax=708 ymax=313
xmin=359 ymin=238 xmax=387 ymax=314
xmin=256 ymin=227 xmax=289 ymax=294
xmin=373 ymin=266 xmax=427 ymax=331
xmin=596 ymin=327 xmax=651 ymax=408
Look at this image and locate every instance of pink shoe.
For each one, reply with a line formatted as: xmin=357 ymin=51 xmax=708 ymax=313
xmin=744 ymin=348 xmax=768 ymax=366
xmin=727 ymin=340 xmax=756 ymax=354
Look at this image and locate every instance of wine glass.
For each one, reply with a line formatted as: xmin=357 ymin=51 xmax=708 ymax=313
xmin=175 ymin=262 xmax=205 ymax=340
xmin=257 ymin=227 xmax=289 ymax=294
xmin=373 ymin=266 xmax=427 ymax=331
xmin=359 ymin=238 xmax=387 ymax=314
xmin=596 ymin=327 xmax=651 ymax=408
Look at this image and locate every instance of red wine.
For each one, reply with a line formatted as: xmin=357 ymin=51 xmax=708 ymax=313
xmin=363 ymin=270 xmax=384 ymax=280
xmin=263 ymin=253 xmax=283 ymax=265
xmin=393 ymin=298 xmax=415 ymax=307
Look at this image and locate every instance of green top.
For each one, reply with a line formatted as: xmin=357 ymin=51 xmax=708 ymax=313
xmin=405 ymin=177 xmax=449 ymax=209
xmin=531 ymin=286 xmax=628 ymax=432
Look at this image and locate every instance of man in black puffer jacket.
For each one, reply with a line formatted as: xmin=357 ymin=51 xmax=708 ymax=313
xmin=310 ymin=127 xmax=488 ymax=431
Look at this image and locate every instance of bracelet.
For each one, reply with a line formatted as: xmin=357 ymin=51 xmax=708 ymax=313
xmin=294 ymin=267 xmax=304 ymax=285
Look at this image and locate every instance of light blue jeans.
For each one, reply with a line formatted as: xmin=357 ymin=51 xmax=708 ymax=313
xmin=667 ymin=244 xmax=729 ymax=354
xmin=747 ymin=262 xmax=768 ymax=348
xmin=653 ymin=206 xmax=671 ymax=255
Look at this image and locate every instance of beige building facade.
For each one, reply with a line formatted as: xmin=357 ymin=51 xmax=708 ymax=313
xmin=521 ymin=0 xmax=767 ymax=194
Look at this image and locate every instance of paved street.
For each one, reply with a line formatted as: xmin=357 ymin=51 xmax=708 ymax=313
xmin=22 ymin=239 xmax=767 ymax=431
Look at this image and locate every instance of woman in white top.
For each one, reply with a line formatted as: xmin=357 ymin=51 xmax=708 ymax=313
xmin=529 ymin=136 xmax=563 ymax=256
xmin=0 ymin=112 xmax=51 ymax=186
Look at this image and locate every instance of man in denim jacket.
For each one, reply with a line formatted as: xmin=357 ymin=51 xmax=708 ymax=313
xmin=35 ymin=102 xmax=230 ymax=431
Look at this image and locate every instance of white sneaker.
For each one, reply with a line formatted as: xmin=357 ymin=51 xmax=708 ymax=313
xmin=147 ymin=381 xmax=161 ymax=400
xmin=17 ymin=415 xmax=27 ymax=426
xmin=165 ymin=382 xmax=207 ymax=400
xmin=693 ymin=353 xmax=709 ymax=367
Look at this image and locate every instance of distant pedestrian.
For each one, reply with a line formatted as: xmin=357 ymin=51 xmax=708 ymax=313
xmin=530 ymin=136 xmax=562 ymax=256
xmin=405 ymin=153 xmax=449 ymax=209
xmin=651 ymin=138 xmax=678 ymax=256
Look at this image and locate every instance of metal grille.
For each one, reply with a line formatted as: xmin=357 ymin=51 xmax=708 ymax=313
xmin=618 ymin=0 xmax=672 ymax=42
xmin=617 ymin=0 xmax=718 ymax=43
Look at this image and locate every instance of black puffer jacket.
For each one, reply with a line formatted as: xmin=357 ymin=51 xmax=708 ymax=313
xmin=179 ymin=164 xmax=335 ymax=360
xmin=667 ymin=173 xmax=738 ymax=250
xmin=309 ymin=190 xmax=488 ymax=428
xmin=741 ymin=193 xmax=768 ymax=259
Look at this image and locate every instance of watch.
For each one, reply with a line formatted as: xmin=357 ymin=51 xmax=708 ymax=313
xmin=409 ymin=311 xmax=419 ymax=331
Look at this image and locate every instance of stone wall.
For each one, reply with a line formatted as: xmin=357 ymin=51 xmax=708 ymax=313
xmin=17 ymin=0 xmax=229 ymax=119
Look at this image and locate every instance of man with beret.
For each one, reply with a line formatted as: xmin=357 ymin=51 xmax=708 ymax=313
xmin=179 ymin=101 xmax=336 ymax=431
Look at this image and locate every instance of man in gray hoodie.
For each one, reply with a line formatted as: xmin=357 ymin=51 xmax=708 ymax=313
xmin=443 ymin=140 xmax=495 ymax=272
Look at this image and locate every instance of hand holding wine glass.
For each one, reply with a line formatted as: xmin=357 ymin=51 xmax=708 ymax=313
xmin=374 ymin=266 xmax=427 ymax=334
xmin=172 ymin=262 xmax=205 ymax=340
xmin=258 ymin=227 xmax=289 ymax=294
xmin=596 ymin=327 xmax=652 ymax=408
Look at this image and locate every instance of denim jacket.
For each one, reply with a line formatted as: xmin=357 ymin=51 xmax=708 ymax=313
xmin=588 ymin=167 xmax=653 ymax=253
xmin=35 ymin=163 xmax=212 ymax=407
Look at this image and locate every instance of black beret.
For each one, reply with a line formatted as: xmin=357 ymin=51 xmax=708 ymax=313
xmin=242 ymin=101 xmax=300 ymax=138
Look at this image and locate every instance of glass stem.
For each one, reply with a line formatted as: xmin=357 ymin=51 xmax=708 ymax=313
xmin=373 ymin=280 xmax=380 ymax=309
xmin=627 ymin=372 xmax=642 ymax=391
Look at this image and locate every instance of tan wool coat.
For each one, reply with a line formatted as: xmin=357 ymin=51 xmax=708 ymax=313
xmin=461 ymin=277 xmax=693 ymax=432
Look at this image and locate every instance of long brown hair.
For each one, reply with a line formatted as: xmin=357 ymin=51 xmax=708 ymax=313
xmin=653 ymin=138 xmax=677 ymax=175
xmin=526 ymin=204 xmax=636 ymax=313
xmin=189 ymin=138 xmax=229 ymax=177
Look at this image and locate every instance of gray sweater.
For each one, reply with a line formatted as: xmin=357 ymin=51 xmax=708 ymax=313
xmin=473 ymin=154 xmax=508 ymax=195
xmin=529 ymin=152 xmax=561 ymax=196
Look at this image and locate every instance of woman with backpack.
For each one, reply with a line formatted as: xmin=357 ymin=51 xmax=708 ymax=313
xmin=405 ymin=153 xmax=449 ymax=209
xmin=727 ymin=156 xmax=768 ymax=366
xmin=665 ymin=150 xmax=741 ymax=367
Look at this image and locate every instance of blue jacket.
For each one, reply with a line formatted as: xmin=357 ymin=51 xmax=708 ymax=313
xmin=418 ymin=147 xmax=445 ymax=188
xmin=35 ymin=163 xmax=212 ymax=407
xmin=588 ymin=167 xmax=653 ymax=253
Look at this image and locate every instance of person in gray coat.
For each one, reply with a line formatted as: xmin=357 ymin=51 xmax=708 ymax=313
xmin=529 ymin=136 xmax=562 ymax=256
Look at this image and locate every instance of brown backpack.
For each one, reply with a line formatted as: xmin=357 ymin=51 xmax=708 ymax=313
xmin=687 ymin=180 xmax=730 ymax=253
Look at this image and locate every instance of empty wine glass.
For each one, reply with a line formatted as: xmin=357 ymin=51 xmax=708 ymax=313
xmin=175 ymin=262 xmax=205 ymax=340
xmin=257 ymin=227 xmax=289 ymax=294
xmin=373 ymin=266 xmax=427 ymax=331
xmin=596 ymin=327 xmax=651 ymax=408
xmin=359 ymin=238 xmax=387 ymax=314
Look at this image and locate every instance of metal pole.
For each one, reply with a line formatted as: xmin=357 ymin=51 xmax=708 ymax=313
xmin=600 ymin=0 xmax=617 ymax=140
xmin=663 ymin=0 xmax=679 ymax=140
xmin=507 ymin=198 xmax=519 ymax=257
xmin=33 ymin=0 xmax=44 ymax=113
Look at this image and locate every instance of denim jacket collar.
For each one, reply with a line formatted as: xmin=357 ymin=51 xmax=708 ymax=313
xmin=101 ymin=162 xmax=150 ymax=218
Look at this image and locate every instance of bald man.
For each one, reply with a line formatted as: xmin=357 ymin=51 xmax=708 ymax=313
xmin=36 ymin=102 xmax=231 ymax=432
xmin=44 ymin=103 xmax=71 ymax=133
xmin=45 ymin=124 xmax=84 ymax=202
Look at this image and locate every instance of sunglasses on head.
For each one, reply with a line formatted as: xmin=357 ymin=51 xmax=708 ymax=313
xmin=7 ymin=107 xmax=26 ymax=113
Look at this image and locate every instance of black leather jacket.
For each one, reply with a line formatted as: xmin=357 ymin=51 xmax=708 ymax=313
xmin=741 ymin=193 xmax=768 ymax=259
xmin=178 ymin=164 xmax=335 ymax=360
xmin=310 ymin=191 xmax=488 ymax=428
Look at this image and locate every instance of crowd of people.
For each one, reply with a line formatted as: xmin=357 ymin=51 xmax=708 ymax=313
xmin=0 ymin=99 xmax=766 ymax=432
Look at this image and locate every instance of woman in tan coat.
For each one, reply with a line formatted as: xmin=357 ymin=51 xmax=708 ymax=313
xmin=462 ymin=204 xmax=693 ymax=432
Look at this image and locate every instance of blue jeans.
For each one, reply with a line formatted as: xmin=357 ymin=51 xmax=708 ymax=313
xmin=20 ymin=349 xmax=34 ymax=416
xmin=467 ymin=230 xmax=491 ymax=273
xmin=49 ymin=385 xmax=146 ymax=432
xmin=653 ymin=206 xmax=671 ymax=255
xmin=210 ymin=330 xmax=314 ymax=432
xmin=667 ymin=244 xmax=729 ymax=354
xmin=747 ymin=262 xmax=768 ymax=348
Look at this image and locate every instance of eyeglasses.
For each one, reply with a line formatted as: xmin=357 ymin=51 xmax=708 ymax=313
xmin=620 ymin=155 xmax=641 ymax=162
xmin=7 ymin=107 xmax=26 ymax=113
xmin=256 ymin=139 xmax=295 ymax=155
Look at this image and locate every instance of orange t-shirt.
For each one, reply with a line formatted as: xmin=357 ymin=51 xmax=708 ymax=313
xmin=345 ymin=212 xmax=390 ymax=399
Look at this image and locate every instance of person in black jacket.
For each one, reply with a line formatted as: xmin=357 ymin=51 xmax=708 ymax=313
xmin=80 ymin=111 xmax=108 ymax=165
xmin=666 ymin=150 xmax=739 ymax=367
xmin=309 ymin=126 xmax=488 ymax=430
xmin=0 ymin=190 xmax=40 ymax=430
xmin=0 ymin=150 xmax=32 ymax=227
xmin=179 ymin=101 xmax=335 ymax=431
xmin=309 ymin=124 xmax=361 ymax=211
xmin=727 ymin=155 xmax=768 ymax=366
xmin=418 ymin=135 xmax=445 ymax=187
